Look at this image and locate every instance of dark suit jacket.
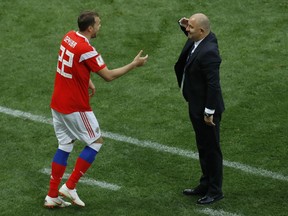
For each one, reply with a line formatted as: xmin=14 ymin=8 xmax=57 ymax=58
xmin=174 ymin=29 xmax=225 ymax=118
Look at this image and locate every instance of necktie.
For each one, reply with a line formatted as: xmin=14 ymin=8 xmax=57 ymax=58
xmin=180 ymin=44 xmax=196 ymax=93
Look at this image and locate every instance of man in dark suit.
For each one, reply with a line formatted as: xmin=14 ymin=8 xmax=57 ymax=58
xmin=174 ymin=13 xmax=225 ymax=205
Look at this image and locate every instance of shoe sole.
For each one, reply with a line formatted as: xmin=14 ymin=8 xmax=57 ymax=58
xmin=44 ymin=204 xmax=57 ymax=209
xmin=59 ymin=192 xmax=85 ymax=207
xmin=44 ymin=203 xmax=69 ymax=208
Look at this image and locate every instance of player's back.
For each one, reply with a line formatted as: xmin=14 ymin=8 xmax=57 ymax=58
xmin=51 ymin=31 xmax=96 ymax=114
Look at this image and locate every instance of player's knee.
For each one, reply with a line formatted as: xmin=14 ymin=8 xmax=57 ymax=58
xmin=89 ymin=142 xmax=102 ymax=152
xmin=58 ymin=141 xmax=74 ymax=153
xmin=96 ymin=136 xmax=104 ymax=144
xmin=88 ymin=136 xmax=103 ymax=152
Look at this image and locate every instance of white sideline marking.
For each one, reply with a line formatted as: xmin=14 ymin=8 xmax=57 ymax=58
xmin=40 ymin=168 xmax=121 ymax=191
xmin=1 ymin=106 xmax=288 ymax=182
xmin=197 ymin=208 xmax=242 ymax=216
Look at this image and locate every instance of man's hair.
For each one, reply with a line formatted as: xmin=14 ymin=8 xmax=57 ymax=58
xmin=78 ymin=11 xmax=99 ymax=31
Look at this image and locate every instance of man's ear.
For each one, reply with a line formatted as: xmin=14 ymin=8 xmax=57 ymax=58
xmin=88 ymin=25 xmax=93 ymax=32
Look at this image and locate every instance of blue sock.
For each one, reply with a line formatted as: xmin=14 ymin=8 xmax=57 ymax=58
xmin=79 ymin=146 xmax=98 ymax=164
xmin=52 ymin=149 xmax=70 ymax=166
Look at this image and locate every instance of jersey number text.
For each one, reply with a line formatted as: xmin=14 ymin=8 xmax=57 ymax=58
xmin=57 ymin=45 xmax=74 ymax=79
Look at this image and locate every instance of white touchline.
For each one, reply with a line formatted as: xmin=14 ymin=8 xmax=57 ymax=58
xmin=40 ymin=168 xmax=121 ymax=191
xmin=197 ymin=208 xmax=243 ymax=216
xmin=1 ymin=106 xmax=287 ymax=182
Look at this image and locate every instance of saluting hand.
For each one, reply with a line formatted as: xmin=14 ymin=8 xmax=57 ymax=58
xmin=179 ymin=17 xmax=189 ymax=28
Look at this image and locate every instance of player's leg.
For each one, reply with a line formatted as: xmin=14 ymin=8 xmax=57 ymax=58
xmin=66 ymin=137 xmax=103 ymax=190
xmin=48 ymin=141 xmax=74 ymax=197
xmin=60 ymin=137 xmax=103 ymax=207
xmin=44 ymin=109 xmax=75 ymax=208
xmin=59 ymin=111 xmax=103 ymax=207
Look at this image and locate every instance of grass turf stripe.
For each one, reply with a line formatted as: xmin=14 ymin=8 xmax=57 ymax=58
xmin=197 ymin=208 xmax=243 ymax=216
xmin=1 ymin=105 xmax=287 ymax=182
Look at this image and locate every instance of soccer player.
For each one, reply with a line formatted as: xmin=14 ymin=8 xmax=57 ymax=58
xmin=44 ymin=10 xmax=148 ymax=208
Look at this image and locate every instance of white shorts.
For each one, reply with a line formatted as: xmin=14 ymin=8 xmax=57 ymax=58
xmin=51 ymin=109 xmax=101 ymax=145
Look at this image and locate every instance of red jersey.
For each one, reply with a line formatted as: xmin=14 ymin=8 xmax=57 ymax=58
xmin=51 ymin=31 xmax=106 ymax=114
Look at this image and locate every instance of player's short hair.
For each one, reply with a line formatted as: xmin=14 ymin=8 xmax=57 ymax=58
xmin=78 ymin=11 xmax=99 ymax=31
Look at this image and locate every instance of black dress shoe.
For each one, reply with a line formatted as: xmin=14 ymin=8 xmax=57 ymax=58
xmin=183 ymin=186 xmax=207 ymax=196
xmin=197 ymin=194 xmax=224 ymax=205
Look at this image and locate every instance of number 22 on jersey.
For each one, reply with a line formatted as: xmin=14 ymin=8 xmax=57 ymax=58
xmin=57 ymin=45 xmax=74 ymax=79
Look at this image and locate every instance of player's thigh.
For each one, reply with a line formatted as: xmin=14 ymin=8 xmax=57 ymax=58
xmin=64 ymin=111 xmax=102 ymax=145
xmin=51 ymin=109 xmax=76 ymax=145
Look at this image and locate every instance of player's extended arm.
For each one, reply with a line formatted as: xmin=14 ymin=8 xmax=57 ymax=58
xmin=97 ymin=50 xmax=148 ymax=82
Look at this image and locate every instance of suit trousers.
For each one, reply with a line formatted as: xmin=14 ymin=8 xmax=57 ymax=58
xmin=188 ymin=105 xmax=223 ymax=196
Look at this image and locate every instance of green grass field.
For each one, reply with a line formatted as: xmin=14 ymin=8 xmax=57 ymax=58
xmin=0 ymin=0 xmax=287 ymax=215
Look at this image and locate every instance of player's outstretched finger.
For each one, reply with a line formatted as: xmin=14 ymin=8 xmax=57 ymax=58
xmin=143 ymin=54 xmax=148 ymax=61
xmin=137 ymin=50 xmax=143 ymax=57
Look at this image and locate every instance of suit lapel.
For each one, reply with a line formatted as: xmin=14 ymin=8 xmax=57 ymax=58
xmin=185 ymin=32 xmax=214 ymax=66
xmin=186 ymin=47 xmax=200 ymax=66
xmin=181 ymin=40 xmax=194 ymax=60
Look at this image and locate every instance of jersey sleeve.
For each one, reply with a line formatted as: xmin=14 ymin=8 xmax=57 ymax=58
xmin=78 ymin=44 xmax=106 ymax=73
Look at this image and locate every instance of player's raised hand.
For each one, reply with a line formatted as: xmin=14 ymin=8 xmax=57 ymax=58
xmin=133 ymin=50 xmax=148 ymax=67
